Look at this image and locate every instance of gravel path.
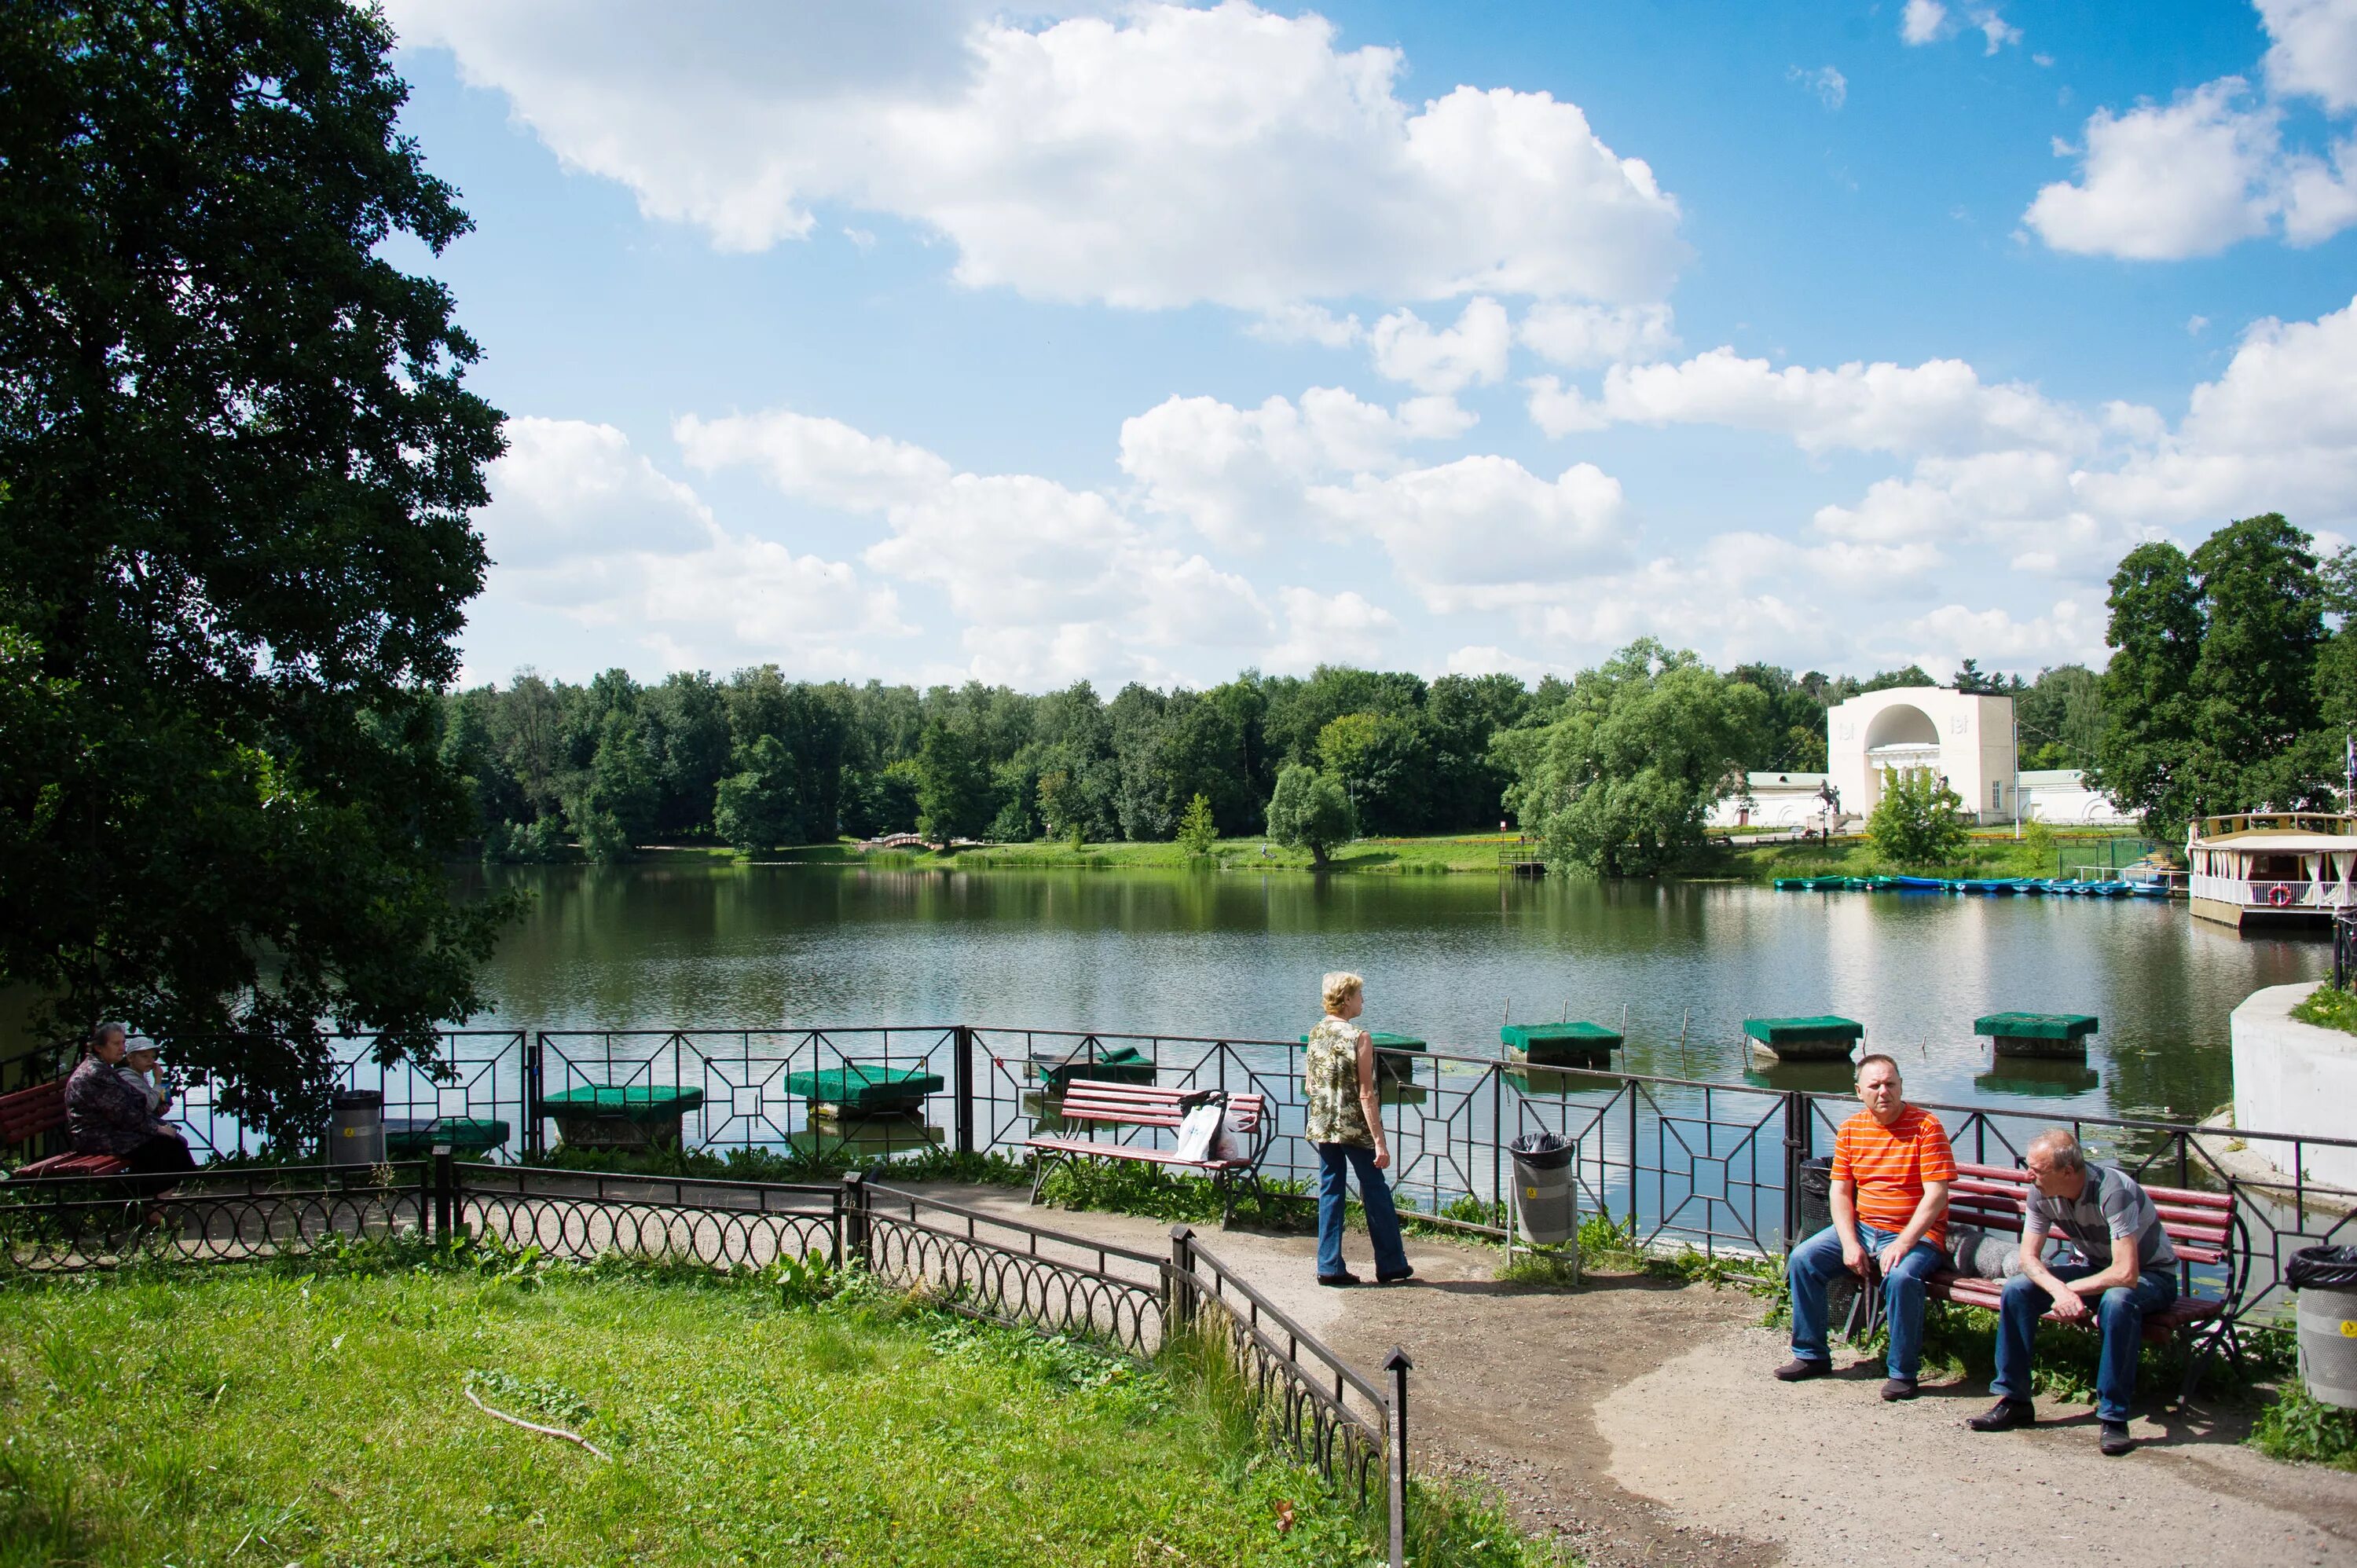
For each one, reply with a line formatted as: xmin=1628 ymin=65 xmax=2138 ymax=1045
xmin=906 ymin=1185 xmax=2357 ymax=1567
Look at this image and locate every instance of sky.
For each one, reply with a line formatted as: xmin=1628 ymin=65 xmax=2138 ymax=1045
xmin=378 ymin=0 xmax=2357 ymax=694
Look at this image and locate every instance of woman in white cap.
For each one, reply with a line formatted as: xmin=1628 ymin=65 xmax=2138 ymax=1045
xmin=64 ymin=1022 xmax=195 ymax=1178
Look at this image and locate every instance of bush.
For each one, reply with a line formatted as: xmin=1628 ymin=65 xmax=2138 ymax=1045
xmin=2293 ymin=984 xmax=2357 ymax=1036
xmin=1865 ymin=767 xmax=1971 ymax=866
xmin=2251 ymin=1375 xmax=2357 ymax=1469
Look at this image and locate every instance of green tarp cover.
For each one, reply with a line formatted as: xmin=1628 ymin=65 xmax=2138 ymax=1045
xmin=784 ymin=1064 xmax=944 ymax=1111
xmin=1039 ymin=1046 xmax=1154 ymax=1086
xmin=385 ymin=1117 xmax=509 ymax=1156
xmin=537 ymin=1085 xmax=706 ymax=1121
xmin=1742 ymin=1016 xmax=1864 ymax=1045
xmin=1972 ymin=1012 xmax=2098 ymax=1040
xmin=1296 ymin=1031 xmax=1426 ymax=1050
xmin=1501 ymin=1022 xmax=1623 ymax=1050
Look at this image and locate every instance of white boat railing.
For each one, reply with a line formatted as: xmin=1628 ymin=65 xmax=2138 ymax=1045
xmin=2188 ymin=874 xmax=2354 ymax=908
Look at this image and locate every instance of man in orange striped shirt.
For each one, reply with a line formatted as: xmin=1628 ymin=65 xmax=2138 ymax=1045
xmin=1775 ymin=1054 xmax=1955 ymax=1400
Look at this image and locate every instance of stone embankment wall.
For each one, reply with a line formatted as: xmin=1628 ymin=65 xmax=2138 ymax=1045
xmin=2231 ymin=980 xmax=2357 ymax=1192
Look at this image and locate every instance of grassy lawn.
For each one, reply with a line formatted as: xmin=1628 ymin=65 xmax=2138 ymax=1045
xmin=0 ymin=1253 xmax=1548 ymax=1567
xmin=882 ymin=834 xmax=1516 ymax=874
xmin=1710 ymin=830 xmax=2154 ymax=884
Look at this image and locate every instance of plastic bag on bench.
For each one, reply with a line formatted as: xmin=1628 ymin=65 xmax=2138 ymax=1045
xmin=1171 ymin=1090 xmax=1232 ymax=1163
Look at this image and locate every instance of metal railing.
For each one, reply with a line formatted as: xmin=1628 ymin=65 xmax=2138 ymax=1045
xmin=2188 ymin=874 xmax=2353 ymax=909
xmin=1167 ymin=1222 xmax=1404 ymax=1564
xmin=0 ymin=1162 xmax=428 ymax=1273
xmin=15 ymin=1018 xmax=2355 ymax=1335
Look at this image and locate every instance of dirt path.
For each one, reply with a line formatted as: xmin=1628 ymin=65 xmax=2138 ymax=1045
xmin=904 ymin=1185 xmax=2357 ymax=1568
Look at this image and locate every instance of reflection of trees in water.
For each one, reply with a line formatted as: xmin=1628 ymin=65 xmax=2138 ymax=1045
xmin=456 ymin=865 xmax=2302 ymax=1127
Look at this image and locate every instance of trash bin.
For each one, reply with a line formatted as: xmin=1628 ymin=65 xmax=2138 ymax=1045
xmin=1508 ymin=1132 xmax=1578 ymax=1247
xmin=2289 ymin=1245 xmax=2357 ymax=1410
xmin=328 ymin=1089 xmax=386 ymax=1166
xmin=1795 ymin=1155 xmax=1860 ymax=1333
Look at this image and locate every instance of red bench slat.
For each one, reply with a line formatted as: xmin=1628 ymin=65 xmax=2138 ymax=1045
xmin=13 ymin=1151 xmax=128 ymax=1179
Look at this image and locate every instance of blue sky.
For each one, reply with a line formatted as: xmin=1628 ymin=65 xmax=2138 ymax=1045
xmin=381 ymin=0 xmax=2357 ymax=691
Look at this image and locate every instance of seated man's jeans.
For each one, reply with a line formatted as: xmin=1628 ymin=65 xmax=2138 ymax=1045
xmin=1313 ymin=1141 xmax=1409 ymax=1279
xmin=1992 ymin=1262 xmax=2176 ymax=1423
xmin=1787 ymin=1222 xmax=1945 ymax=1379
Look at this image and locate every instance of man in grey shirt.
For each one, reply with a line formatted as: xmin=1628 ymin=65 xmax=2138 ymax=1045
xmin=1967 ymin=1129 xmax=2178 ymax=1455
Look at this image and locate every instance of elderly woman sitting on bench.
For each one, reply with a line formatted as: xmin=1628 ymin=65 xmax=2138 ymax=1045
xmin=65 ymin=1022 xmax=196 ymax=1178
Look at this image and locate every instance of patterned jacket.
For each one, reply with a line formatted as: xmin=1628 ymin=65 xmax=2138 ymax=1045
xmin=1303 ymin=1015 xmax=1374 ymax=1148
xmin=65 ymin=1054 xmax=169 ymax=1156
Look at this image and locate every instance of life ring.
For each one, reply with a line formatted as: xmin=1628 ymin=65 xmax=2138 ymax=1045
xmin=2268 ymin=884 xmax=2295 ymax=907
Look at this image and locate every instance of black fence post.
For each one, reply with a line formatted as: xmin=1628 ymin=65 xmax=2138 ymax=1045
xmin=431 ymin=1143 xmax=456 ymax=1243
xmin=842 ymin=1171 xmax=871 ymax=1269
xmin=523 ymin=1033 xmax=544 ymax=1160
xmin=1167 ymin=1223 xmax=1195 ymax=1335
xmin=953 ymin=1025 xmax=974 ymax=1157
xmin=1384 ymin=1347 xmax=1412 ymax=1568
xmin=1781 ymin=1091 xmax=1809 ymax=1251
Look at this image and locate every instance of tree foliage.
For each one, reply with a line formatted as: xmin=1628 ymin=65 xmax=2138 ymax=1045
xmin=1865 ymin=768 xmax=1972 ymax=866
xmin=1176 ymin=792 xmax=1216 ymax=859
xmin=2089 ymin=519 xmax=2346 ymax=839
xmin=0 ymin=2 xmax=514 ymax=1140
xmin=1264 ymin=765 xmax=1352 ymax=866
xmin=1497 ymin=640 xmax=1765 ymax=877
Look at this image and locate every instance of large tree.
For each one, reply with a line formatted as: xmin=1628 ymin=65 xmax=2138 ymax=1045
xmin=2186 ymin=514 xmax=2327 ymax=814
xmin=2088 ymin=542 xmax=2203 ymax=838
xmin=1495 ymin=639 xmax=1765 ymax=877
xmin=0 ymin=2 xmax=514 ymax=1140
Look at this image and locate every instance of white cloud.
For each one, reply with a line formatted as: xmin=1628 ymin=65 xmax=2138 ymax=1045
xmin=1901 ymin=2 xmax=2018 ymax=52
xmin=2023 ymin=80 xmax=2282 ymax=258
xmin=1118 ymin=386 xmax=1467 ymax=549
xmin=1270 ymin=588 xmax=1399 ymax=670
xmin=1247 ymin=302 xmax=1363 ymax=348
xmin=389 ymin=0 xmax=1686 ymax=310
xmin=1310 ymin=456 xmax=1629 ymax=608
xmin=674 ymin=409 xmax=950 ymax=511
xmin=1443 ymin=645 xmax=1561 ymax=682
xmin=2187 ymin=313 xmax=2212 ymax=334
xmin=1367 ymin=298 xmax=1512 ymax=393
xmin=1516 ymin=302 xmax=1678 ymax=370
xmin=474 ymin=419 xmax=904 ymax=670
xmin=2260 ymin=0 xmax=2357 ymax=114
xmin=1527 ymin=347 xmax=2093 ymax=457
xmin=1901 ymin=599 xmax=2104 ymax=672
xmin=2025 ymin=2 xmax=2357 ymax=261
xmin=1789 ymin=65 xmax=1848 ymax=112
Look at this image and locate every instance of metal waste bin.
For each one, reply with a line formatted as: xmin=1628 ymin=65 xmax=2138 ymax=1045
xmin=328 ymin=1089 xmax=386 ymax=1166
xmin=1508 ymin=1132 xmax=1578 ymax=1247
xmin=2289 ymin=1245 xmax=2357 ymax=1410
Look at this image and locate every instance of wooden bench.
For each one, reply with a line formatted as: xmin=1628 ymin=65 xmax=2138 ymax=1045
xmin=1025 ymin=1081 xmax=1272 ymax=1224
xmin=1930 ymin=1160 xmax=2242 ymax=1402
xmin=0 ymin=1078 xmax=129 ymax=1179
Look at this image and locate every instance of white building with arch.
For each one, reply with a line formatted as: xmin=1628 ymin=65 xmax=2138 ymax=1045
xmin=1827 ymin=687 xmax=2018 ymax=826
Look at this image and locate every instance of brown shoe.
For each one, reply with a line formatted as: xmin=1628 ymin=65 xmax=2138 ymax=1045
xmin=1880 ymin=1377 xmax=1920 ymax=1401
xmin=1773 ymin=1357 xmax=1831 ymax=1381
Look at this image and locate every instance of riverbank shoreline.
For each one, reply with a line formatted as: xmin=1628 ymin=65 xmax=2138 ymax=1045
xmin=517 ymin=828 xmax=2157 ymax=882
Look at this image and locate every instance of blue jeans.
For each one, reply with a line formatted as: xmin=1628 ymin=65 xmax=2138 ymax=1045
xmin=1992 ymin=1262 xmax=2176 ymax=1423
xmin=1787 ymin=1222 xmax=1945 ymax=1379
xmin=1314 ymin=1142 xmax=1409 ymax=1279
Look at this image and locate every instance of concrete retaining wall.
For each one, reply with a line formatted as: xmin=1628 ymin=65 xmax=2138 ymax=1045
xmin=2231 ymin=981 xmax=2357 ymax=1192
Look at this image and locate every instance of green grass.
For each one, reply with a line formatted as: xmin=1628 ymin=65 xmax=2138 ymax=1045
xmin=0 ymin=1245 xmax=1565 ymax=1566
xmin=2250 ymin=1372 xmax=2357 ymax=1469
xmin=940 ymin=833 xmax=1519 ymax=875
xmin=1714 ymin=831 xmax=2150 ymax=884
xmin=2292 ymin=984 xmax=2357 ymax=1037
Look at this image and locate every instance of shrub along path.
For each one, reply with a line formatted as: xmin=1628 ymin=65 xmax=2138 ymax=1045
xmin=917 ymin=1184 xmax=2357 ymax=1568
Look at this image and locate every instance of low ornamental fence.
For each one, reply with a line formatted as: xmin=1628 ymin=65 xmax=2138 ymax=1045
xmin=0 ymin=1157 xmax=1409 ymax=1566
xmin=16 ymin=1019 xmax=2357 ymax=1328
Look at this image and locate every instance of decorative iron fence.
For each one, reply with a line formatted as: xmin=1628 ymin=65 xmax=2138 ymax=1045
xmin=460 ymin=1163 xmax=841 ymax=1269
xmin=13 ymin=1018 xmax=2353 ymax=1335
xmin=0 ymin=1163 xmax=428 ymax=1273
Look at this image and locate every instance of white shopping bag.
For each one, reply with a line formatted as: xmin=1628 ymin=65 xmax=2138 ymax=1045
xmin=1171 ymin=1099 xmax=1226 ymax=1162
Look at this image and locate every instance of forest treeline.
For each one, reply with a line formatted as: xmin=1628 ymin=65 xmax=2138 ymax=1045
xmin=440 ymin=654 xmax=2110 ymax=859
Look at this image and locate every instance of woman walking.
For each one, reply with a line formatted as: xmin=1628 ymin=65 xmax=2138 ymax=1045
xmin=1303 ymin=972 xmax=1412 ymax=1287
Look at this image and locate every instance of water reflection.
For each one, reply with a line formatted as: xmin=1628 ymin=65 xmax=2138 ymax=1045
xmin=453 ymin=863 xmax=2330 ymax=1128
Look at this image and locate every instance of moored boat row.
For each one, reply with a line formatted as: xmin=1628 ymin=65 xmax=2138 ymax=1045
xmin=1770 ymin=874 xmax=2168 ymax=898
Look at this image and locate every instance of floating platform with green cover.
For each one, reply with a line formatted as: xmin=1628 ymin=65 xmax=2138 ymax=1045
xmin=1974 ymin=1011 xmax=2098 ymax=1060
xmin=537 ymin=1084 xmax=706 ymax=1151
xmin=1742 ymin=1015 xmax=1864 ymax=1062
xmin=384 ymin=1116 xmax=509 ymax=1159
xmin=1501 ymin=1021 xmax=1622 ymax=1069
xmin=1296 ymin=1030 xmax=1426 ymax=1083
xmin=785 ymin=1063 xmax=945 ymax=1117
xmin=1028 ymin=1045 xmax=1157 ymax=1092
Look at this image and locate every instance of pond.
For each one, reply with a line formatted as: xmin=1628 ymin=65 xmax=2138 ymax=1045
xmin=458 ymin=861 xmax=2329 ymax=1129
